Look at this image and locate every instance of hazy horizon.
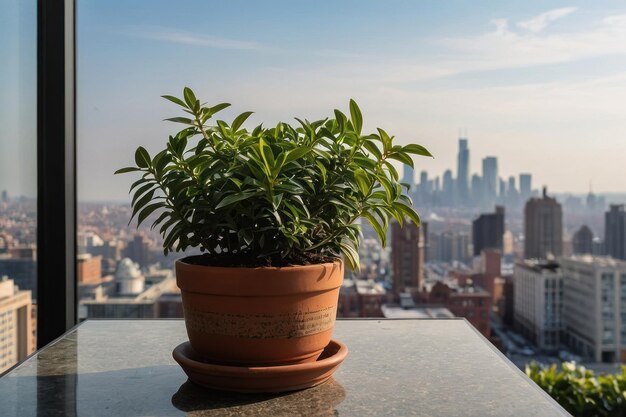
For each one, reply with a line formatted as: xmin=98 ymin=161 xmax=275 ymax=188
xmin=4 ymin=1 xmax=626 ymax=198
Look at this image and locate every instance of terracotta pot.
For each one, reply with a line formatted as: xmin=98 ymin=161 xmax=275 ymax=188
xmin=176 ymin=258 xmax=343 ymax=366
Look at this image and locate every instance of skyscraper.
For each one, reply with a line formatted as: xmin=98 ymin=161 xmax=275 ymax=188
xmin=391 ymin=221 xmax=424 ymax=293
xmin=519 ymin=173 xmax=532 ymax=200
xmin=472 ymin=206 xmax=505 ymax=256
xmin=482 ymin=157 xmax=498 ymax=205
xmin=402 ymin=165 xmax=414 ymax=188
xmin=457 ymin=138 xmax=469 ymax=204
xmin=442 ymin=169 xmax=454 ymax=206
xmin=605 ymin=205 xmax=626 ymax=260
xmin=572 ymin=225 xmax=594 ymax=255
xmin=524 ymin=187 xmax=563 ymax=259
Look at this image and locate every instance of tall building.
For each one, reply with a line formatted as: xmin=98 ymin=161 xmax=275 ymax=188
xmin=524 ymin=187 xmax=563 ymax=259
xmin=0 ymin=249 xmax=37 ymax=300
xmin=605 ymin=205 xmax=626 ymax=260
xmin=471 ymin=174 xmax=484 ymax=207
xmin=482 ymin=157 xmax=498 ymax=205
xmin=434 ymin=231 xmax=470 ymax=263
xmin=391 ymin=221 xmax=424 ymax=293
xmin=561 ymin=256 xmax=626 ymax=362
xmin=122 ymin=233 xmax=152 ymax=268
xmin=519 ymin=174 xmax=532 ymax=200
xmin=457 ymin=138 xmax=469 ymax=204
xmin=513 ymin=260 xmax=562 ymax=350
xmin=402 ymin=165 xmax=414 ymax=188
xmin=442 ymin=169 xmax=455 ymax=206
xmin=572 ymin=225 xmax=594 ymax=255
xmin=0 ymin=277 xmax=35 ymax=373
xmin=472 ymin=206 xmax=505 ymax=256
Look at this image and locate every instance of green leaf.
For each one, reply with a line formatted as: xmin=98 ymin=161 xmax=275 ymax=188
xmin=387 ymin=152 xmax=414 ymax=168
xmin=339 ymin=240 xmax=360 ymax=270
xmin=115 ymin=167 xmax=141 ymax=174
xmin=231 ymin=111 xmax=254 ymax=133
xmin=161 ymin=95 xmax=187 ymax=108
xmin=209 ymin=102 xmax=231 ymax=114
xmin=215 ymin=191 xmax=260 ymax=210
xmin=394 ymin=202 xmax=421 ymax=227
xmin=377 ymin=128 xmax=392 ymax=153
xmin=164 ymin=117 xmax=194 ymax=125
xmin=363 ymin=212 xmax=386 ymax=247
xmin=349 ymin=99 xmax=363 ymax=135
xmin=403 ymin=144 xmax=433 ymax=157
xmin=134 ymin=147 xmax=151 ymax=169
xmin=183 ymin=87 xmax=196 ymax=109
xmin=137 ymin=203 xmax=165 ymax=226
xmin=362 ymin=140 xmax=382 ymax=160
xmin=354 ymin=169 xmax=370 ymax=196
xmin=284 ymin=147 xmax=311 ymax=165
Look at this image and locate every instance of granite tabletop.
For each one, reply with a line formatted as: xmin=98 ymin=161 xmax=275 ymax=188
xmin=0 ymin=319 xmax=570 ymax=416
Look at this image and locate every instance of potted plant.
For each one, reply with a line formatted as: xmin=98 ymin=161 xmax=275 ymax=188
xmin=116 ymin=87 xmax=431 ymax=366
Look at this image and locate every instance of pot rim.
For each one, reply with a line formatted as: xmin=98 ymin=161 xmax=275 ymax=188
xmin=176 ymin=256 xmax=343 ymax=272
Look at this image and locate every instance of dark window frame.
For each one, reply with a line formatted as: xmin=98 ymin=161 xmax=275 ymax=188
xmin=37 ymin=0 xmax=76 ymax=348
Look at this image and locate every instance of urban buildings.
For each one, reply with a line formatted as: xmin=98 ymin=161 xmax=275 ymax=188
xmin=572 ymin=225 xmax=594 ymax=255
xmin=524 ymin=187 xmax=563 ymax=259
xmin=0 ymin=277 xmax=35 ymax=373
xmin=0 ymin=247 xmax=37 ymax=300
xmin=79 ymin=258 xmax=181 ymax=319
xmin=513 ymin=260 xmax=562 ymax=350
xmin=482 ymin=157 xmax=498 ymax=207
xmin=472 ymin=206 xmax=505 ymax=256
xmin=605 ymin=205 xmax=626 ymax=260
xmin=457 ymin=138 xmax=470 ymax=204
xmin=519 ymin=173 xmax=532 ymax=201
xmin=561 ymin=256 xmax=626 ymax=362
xmin=391 ymin=221 xmax=424 ymax=293
xmin=428 ymin=281 xmax=492 ymax=337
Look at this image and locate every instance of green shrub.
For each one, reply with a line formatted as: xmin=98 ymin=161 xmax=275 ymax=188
xmin=116 ymin=87 xmax=432 ymax=268
xmin=526 ymin=362 xmax=626 ymax=416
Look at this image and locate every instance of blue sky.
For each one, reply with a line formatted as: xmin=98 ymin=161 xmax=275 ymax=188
xmin=3 ymin=1 xmax=626 ymax=199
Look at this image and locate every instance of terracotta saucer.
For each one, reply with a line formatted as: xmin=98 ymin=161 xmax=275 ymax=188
xmin=172 ymin=339 xmax=348 ymax=393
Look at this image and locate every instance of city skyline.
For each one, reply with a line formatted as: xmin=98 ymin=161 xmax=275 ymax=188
xmin=4 ymin=1 xmax=626 ymax=199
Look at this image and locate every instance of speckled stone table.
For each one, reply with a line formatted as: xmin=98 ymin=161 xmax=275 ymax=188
xmin=0 ymin=319 xmax=570 ymax=416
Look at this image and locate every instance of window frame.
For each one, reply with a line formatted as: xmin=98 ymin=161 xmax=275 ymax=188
xmin=36 ymin=0 xmax=77 ymax=348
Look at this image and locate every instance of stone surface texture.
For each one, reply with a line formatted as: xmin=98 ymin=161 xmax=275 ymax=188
xmin=0 ymin=319 xmax=570 ymax=416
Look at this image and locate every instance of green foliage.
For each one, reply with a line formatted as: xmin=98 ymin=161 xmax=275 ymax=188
xmin=526 ymin=362 xmax=626 ymax=416
xmin=116 ymin=87 xmax=432 ymax=269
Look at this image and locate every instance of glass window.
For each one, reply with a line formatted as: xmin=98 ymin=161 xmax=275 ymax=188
xmin=0 ymin=0 xmax=37 ymax=372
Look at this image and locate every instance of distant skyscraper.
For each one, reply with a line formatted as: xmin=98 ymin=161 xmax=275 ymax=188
xmin=472 ymin=206 xmax=505 ymax=256
xmin=499 ymin=178 xmax=506 ymax=198
xmin=0 ymin=190 xmax=8 ymax=203
xmin=572 ymin=225 xmax=594 ymax=255
xmin=403 ymin=163 xmax=414 ymax=182
xmin=482 ymin=157 xmax=498 ymax=204
xmin=605 ymin=205 xmax=626 ymax=260
xmin=471 ymin=174 xmax=484 ymax=207
xmin=391 ymin=221 xmax=424 ymax=293
xmin=457 ymin=138 xmax=469 ymax=204
xmin=442 ymin=169 xmax=454 ymax=206
xmin=524 ymin=187 xmax=563 ymax=259
xmin=519 ymin=174 xmax=532 ymax=200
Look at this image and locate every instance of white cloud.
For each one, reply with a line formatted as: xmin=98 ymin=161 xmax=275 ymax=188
xmin=129 ymin=26 xmax=265 ymax=51
xmin=517 ymin=7 xmax=578 ymax=33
